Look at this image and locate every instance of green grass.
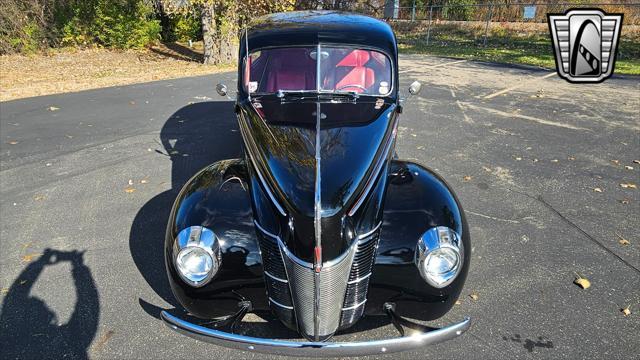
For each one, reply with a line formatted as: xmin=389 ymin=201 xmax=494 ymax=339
xmin=396 ymin=24 xmax=640 ymax=75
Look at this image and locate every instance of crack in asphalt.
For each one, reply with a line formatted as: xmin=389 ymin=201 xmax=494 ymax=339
xmin=507 ymin=187 xmax=640 ymax=274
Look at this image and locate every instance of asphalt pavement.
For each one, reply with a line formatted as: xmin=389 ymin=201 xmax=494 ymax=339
xmin=1 ymin=56 xmax=638 ymax=359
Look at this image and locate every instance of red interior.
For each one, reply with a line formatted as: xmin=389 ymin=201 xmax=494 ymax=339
xmin=334 ymin=50 xmax=375 ymax=93
xmin=259 ymin=48 xmax=378 ymax=93
xmin=265 ymin=49 xmax=316 ymax=92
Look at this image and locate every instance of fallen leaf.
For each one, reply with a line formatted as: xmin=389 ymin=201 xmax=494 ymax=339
xmin=21 ymin=253 xmax=40 ymax=263
xmin=611 ymin=160 xmax=620 ymax=165
xmin=124 ymin=187 xmax=136 ymax=193
xmin=463 ymin=175 xmax=473 ymax=182
xmin=469 ymin=292 xmax=479 ymax=301
xmin=619 ymin=199 xmax=630 ymax=204
xmin=48 ymin=106 xmax=59 ymax=111
xmin=410 ymin=133 xmax=417 ymax=137
xmin=621 ymin=306 xmax=632 ymax=316
xmin=140 ymin=179 xmax=148 ymax=184
xmin=93 ymin=330 xmax=115 ymax=352
xmin=620 ymin=183 xmax=637 ymax=189
xmin=128 ymin=179 xmax=133 ymax=186
xmin=515 ymin=156 xmax=522 ymax=161
xmin=568 ymin=156 xmax=576 ymax=161
xmin=533 ymin=158 xmax=539 ymax=162
xmin=574 ymin=274 xmax=591 ymax=289
xmin=455 ymin=300 xmax=462 ymax=305
xmin=551 ymin=159 xmax=559 ymax=163
xmin=632 ymin=160 xmax=640 ymax=164
xmin=33 ymin=194 xmax=46 ymax=201
xmin=8 ymin=140 xmax=19 ymax=145
xmin=482 ymin=166 xmax=492 ymax=172
xmin=624 ymin=165 xmax=633 ymax=170
xmin=593 ymin=188 xmax=603 ymax=193
xmin=616 ymin=233 xmax=630 ymax=246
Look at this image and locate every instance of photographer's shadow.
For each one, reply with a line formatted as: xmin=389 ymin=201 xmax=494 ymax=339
xmin=0 ymin=249 xmax=99 ymax=359
xmin=129 ymin=101 xmax=241 ymax=308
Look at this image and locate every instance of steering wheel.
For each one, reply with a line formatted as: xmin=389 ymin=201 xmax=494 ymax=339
xmin=336 ymin=84 xmax=367 ymax=93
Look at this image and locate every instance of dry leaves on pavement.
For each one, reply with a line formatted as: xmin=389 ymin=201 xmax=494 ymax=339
xmin=616 ymin=233 xmax=631 ymax=246
xmin=573 ymin=274 xmax=591 ymax=289
xmin=620 ymin=183 xmax=637 ymax=189
xmin=21 ymin=253 xmax=40 ymax=263
xmin=621 ymin=306 xmax=632 ymax=316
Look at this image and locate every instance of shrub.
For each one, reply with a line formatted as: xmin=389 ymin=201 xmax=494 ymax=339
xmin=58 ymin=0 xmax=160 ymax=49
xmin=173 ymin=14 xmax=201 ymax=42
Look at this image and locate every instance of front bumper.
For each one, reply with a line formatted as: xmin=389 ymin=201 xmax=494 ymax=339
xmin=161 ymin=310 xmax=470 ymax=357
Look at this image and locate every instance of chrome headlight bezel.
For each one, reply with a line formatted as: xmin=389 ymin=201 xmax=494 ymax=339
xmin=173 ymin=226 xmax=221 ymax=287
xmin=415 ymin=226 xmax=464 ymax=288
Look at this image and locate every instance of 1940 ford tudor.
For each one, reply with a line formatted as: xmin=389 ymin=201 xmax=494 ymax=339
xmin=160 ymin=11 xmax=471 ymax=357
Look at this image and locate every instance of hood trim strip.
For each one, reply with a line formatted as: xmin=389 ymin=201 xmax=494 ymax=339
xmin=313 ymin=97 xmax=323 ymax=340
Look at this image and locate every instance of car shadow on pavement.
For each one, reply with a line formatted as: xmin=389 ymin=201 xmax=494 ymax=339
xmin=129 ymin=101 xmax=242 ymax=308
xmin=0 ymin=249 xmax=99 ymax=359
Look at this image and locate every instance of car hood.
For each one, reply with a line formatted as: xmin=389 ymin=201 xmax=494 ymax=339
xmin=239 ymin=97 xmax=396 ymax=262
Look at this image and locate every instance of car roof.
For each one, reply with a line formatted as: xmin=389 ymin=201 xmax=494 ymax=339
xmin=243 ymin=11 xmax=397 ymax=58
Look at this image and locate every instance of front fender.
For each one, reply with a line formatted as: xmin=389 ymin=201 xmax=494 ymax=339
xmin=366 ymin=160 xmax=471 ymax=320
xmin=164 ymin=159 xmax=267 ymax=318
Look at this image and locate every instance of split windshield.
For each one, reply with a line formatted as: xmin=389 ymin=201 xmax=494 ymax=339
xmin=244 ymin=46 xmax=392 ymax=96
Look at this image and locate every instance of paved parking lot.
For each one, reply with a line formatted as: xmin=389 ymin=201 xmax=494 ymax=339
xmin=1 ymin=55 xmax=638 ymax=359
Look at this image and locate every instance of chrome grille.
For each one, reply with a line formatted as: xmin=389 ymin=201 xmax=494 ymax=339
xmin=280 ymin=241 xmax=357 ymax=340
xmin=340 ymin=231 xmax=380 ymax=329
xmin=255 ymin=221 xmax=381 ymax=339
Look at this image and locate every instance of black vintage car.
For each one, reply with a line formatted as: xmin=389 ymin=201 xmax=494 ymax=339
xmin=161 ymin=11 xmax=471 ymax=357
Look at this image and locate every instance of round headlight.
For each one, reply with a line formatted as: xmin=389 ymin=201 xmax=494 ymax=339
xmin=176 ymin=247 xmax=216 ymax=284
xmin=424 ymin=247 xmax=460 ymax=287
xmin=415 ymin=227 xmax=463 ymax=288
xmin=173 ymin=226 xmax=220 ymax=287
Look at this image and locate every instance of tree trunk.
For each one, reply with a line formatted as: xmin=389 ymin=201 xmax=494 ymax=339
xmin=200 ymin=2 xmax=218 ymax=65
xmin=216 ymin=1 xmax=239 ymax=64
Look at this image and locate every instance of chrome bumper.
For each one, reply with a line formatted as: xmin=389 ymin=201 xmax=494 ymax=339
xmin=160 ymin=311 xmax=471 ymax=357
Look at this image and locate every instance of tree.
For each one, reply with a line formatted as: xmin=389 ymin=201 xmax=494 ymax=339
xmin=162 ymin=0 xmax=294 ymax=65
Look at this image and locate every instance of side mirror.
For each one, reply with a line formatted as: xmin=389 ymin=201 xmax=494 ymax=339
xmin=408 ymin=81 xmax=422 ymax=95
xmin=216 ymin=83 xmax=228 ymax=97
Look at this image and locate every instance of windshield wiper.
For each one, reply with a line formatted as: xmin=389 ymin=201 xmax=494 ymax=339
xmin=275 ymin=90 xmax=315 ymax=98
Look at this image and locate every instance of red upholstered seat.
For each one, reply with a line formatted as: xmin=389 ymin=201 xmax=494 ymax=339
xmin=265 ymin=49 xmax=315 ymax=92
xmin=334 ymin=50 xmax=375 ymax=93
